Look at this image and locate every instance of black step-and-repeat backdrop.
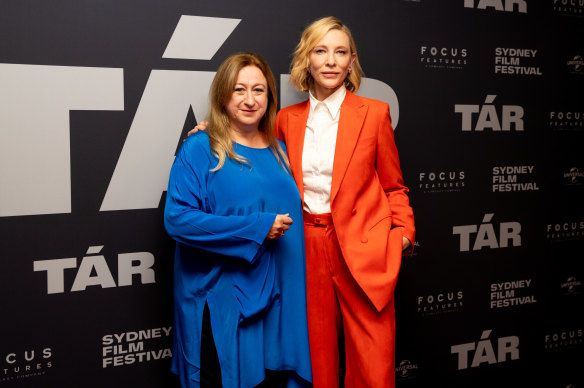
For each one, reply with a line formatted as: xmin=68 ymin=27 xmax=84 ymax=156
xmin=1 ymin=1 xmax=582 ymax=387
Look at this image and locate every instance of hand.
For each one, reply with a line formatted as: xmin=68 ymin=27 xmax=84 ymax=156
xmin=402 ymin=237 xmax=412 ymax=252
xmin=188 ymin=121 xmax=208 ymax=137
xmin=266 ymin=214 xmax=293 ymax=240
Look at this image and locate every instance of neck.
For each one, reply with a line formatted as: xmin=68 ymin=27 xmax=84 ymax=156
xmin=313 ymin=84 xmax=342 ymax=102
xmin=230 ymin=125 xmax=268 ymax=148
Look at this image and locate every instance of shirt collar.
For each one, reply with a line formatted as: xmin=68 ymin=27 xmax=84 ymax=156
xmin=308 ymin=84 xmax=346 ymax=120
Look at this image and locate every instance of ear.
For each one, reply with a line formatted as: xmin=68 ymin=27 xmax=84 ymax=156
xmin=350 ymin=52 xmax=357 ymax=67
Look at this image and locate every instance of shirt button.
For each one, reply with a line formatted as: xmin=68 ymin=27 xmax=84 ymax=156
xmin=361 ymin=236 xmax=368 ymax=243
xmin=351 ymin=209 xmax=357 ymax=215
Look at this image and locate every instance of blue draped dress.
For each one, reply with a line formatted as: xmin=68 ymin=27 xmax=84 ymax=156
xmin=164 ymin=132 xmax=312 ymax=388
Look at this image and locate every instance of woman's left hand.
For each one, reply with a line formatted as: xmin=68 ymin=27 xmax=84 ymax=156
xmin=266 ymin=214 xmax=293 ymax=240
xmin=402 ymin=237 xmax=412 ymax=252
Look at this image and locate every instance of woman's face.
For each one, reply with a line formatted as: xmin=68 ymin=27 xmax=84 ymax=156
xmin=226 ymin=65 xmax=268 ymax=131
xmin=308 ymin=29 xmax=356 ymax=101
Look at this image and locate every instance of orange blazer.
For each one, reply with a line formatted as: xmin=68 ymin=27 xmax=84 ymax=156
xmin=275 ymin=90 xmax=415 ymax=312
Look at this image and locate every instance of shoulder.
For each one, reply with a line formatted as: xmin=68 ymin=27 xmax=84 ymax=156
xmin=177 ymin=131 xmax=213 ymax=164
xmin=181 ymin=131 xmax=210 ymax=151
xmin=345 ymin=91 xmax=389 ymax=113
xmin=277 ymin=100 xmax=309 ymax=116
xmin=276 ymin=101 xmax=309 ymax=138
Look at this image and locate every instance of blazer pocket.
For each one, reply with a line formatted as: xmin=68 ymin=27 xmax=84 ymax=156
xmin=362 ymin=214 xmax=393 ymax=243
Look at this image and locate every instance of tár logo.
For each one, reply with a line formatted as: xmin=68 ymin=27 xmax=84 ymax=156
xmin=464 ymin=0 xmax=527 ymax=13
xmin=453 ymin=213 xmax=521 ymax=252
xmin=0 ymin=16 xmax=401 ymax=217
xmin=33 ymin=245 xmax=155 ymax=294
xmin=455 ymin=95 xmax=524 ymax=131
xmin=451 ymin=330 xmax=519 ymax=370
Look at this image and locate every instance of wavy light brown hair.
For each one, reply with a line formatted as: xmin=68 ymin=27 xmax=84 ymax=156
xmin=207 ymin=52 xmax=289 ymax=171
xmin=289 ymin=16 xmax=363 ymax=93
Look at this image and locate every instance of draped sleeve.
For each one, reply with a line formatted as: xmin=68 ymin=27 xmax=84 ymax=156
xmin=164 ymin=133 xmax=276 ymax=263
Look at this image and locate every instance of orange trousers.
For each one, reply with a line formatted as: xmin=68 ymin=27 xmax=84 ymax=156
xmin=303 ymin=213 xmax=395 ymax=388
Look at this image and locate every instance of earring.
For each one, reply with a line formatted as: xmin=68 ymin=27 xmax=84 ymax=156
xmin=348 ymin=67 xmax=352 ymax=74
xmin=306 ymin=68 xmax=311 ymax=74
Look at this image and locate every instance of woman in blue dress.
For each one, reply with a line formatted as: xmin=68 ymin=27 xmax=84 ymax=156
xmin=164 ymin=53 xmax=312 ymax=388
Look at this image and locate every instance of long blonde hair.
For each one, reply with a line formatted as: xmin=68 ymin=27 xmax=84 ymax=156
xmin=207 ymin=52 xmax=289 ymax=171
xmin=289 ymin=16 xmax=363 ymax=93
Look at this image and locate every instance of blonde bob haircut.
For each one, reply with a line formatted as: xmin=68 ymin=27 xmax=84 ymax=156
xmin=206 ymin=52 xmax=289 ymax=172
xmin=289 ymin=16 xmax=363 ymax=93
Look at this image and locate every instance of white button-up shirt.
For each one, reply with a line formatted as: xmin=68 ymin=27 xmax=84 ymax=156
xmin=302 ymin=85 xmax=346 ymax=214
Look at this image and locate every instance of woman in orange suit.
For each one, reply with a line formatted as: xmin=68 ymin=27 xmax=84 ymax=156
xmin=275 ymin=16 xmax=415 ymax=387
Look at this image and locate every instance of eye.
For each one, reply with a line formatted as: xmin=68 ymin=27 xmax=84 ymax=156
xmin=336 ymin=50 xmax=347 ymax=55
xmin=314 ymin=48 xmax=326 ymax=54
xmin=253 ymin=88 xmax=265 ymax=94
xmin=234 ymin=87 xmax=245 ymax=93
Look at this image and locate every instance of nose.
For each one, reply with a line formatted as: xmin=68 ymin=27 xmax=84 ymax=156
xmin=326 ymin=51 xmax=335 ymax=66
xmin=244 ymin=90 xmax=255 ymax=106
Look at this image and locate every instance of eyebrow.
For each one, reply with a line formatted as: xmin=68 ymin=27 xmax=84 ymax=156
xmin=313 ymin=44 xmax=349 ymax=50
xmin=234 ymin=83 xmax=266 ymax=87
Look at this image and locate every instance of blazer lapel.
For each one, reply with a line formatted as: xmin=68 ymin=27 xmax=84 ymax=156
xmin=331 ymin=91 xmax=367 ymax=204
xmin=285 ymin=102 xmax=310 ymax=202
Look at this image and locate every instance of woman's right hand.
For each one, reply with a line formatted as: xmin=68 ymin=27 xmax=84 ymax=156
xmin=266 ymin=214 xmax=293 ymax=240
xmin=187 ymin=121 xmax=208 ymax=136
